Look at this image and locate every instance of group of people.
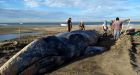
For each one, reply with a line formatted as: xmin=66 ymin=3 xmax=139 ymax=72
xmin=67 ymin=17 xmax=130 ymax=40
xmin=102 ymin=17 xmax=130 ymax=39
xmin=67 ymin=18 xmax=85 ymax=32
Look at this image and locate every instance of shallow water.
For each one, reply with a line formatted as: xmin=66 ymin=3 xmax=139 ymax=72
xmin=0 ymin=32 xmax=39 ymax=41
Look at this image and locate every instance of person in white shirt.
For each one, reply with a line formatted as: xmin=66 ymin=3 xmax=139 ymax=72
xmin=102 ymin=20 xmax=108 ymax=37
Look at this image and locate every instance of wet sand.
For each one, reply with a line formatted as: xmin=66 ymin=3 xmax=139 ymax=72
xmin=0 ymin=25 xmax=101 ymax=34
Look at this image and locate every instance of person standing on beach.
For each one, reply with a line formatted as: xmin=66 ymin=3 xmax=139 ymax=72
xmin=67 ymin=18 xmax=72 ymax=32
xmin=112 ymin=17 xmax=130 ymax=39
xmin=102 ymin=20 xmax=108 ymax=37
xmin=79 ymin=21 xmax=85 ymax=30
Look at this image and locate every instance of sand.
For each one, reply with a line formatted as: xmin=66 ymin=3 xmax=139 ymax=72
xmin=0 ymin=25 xmax=100 ymax=34
xmin=0 ymin=25 xmax=139 ymax=35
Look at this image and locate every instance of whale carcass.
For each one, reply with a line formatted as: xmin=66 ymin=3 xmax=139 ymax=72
xmin=0 ymin=30 xmax=105 ymax=75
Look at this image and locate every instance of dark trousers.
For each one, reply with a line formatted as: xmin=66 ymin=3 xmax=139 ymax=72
xmin=68 ymin=24 xmax=72 ymax=32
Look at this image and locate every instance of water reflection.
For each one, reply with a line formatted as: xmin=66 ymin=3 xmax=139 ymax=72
xmin=0 ymin=32 xmax=40 ymax=41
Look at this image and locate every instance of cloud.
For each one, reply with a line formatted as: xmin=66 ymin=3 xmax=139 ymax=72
xmin=38 ymin=0 xmax=135 ymax=16
xmin=23 ymin=0 xmax=138 ymax=14
xmin=23 ymin=0 xmax=133 ymax=18
xmin=43 ymin=0 xmax=93 ymax=8
xmin=24 ymin=0 xmax=40 ymax=8
xmin=23 ymin=0 xmax=94 ymax=8
xmin=0 ymin=8 xmax=107 ymax=22
xmin=1 ymin=0 xmax=140 ymax=22
xmin=0 ymin=8 xmax=74 ymax=22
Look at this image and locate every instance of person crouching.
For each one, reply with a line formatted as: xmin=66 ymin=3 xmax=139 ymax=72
xmin=79 ymin=21 xmax=85 ymax=30
xmin=102 ymin=20 xmax=108 ymax=37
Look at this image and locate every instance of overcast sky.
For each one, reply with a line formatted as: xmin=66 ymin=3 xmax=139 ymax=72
xmin=0 ymin=0 xmax=140 ymax=22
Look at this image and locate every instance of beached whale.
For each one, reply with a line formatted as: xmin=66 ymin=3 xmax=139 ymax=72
xmin=0 ymin=30 xmax=105 ymax=75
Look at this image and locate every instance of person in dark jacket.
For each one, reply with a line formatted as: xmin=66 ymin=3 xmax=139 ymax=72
xmin=67 ymin=18 xmax=72 ymax=32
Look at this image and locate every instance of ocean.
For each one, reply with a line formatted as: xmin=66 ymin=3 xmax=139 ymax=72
xmin=0 ymin=21 xmax=140 ymax=26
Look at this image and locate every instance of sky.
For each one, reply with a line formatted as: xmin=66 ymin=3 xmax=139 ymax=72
xmin=0 ymin=0 xmax=140 ymax=23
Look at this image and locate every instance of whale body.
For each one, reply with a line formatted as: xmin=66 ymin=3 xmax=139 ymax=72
xmin=0 ymin=30 xmax=105 ymax=75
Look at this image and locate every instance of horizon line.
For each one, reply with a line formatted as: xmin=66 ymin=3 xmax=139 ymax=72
xmin=0 ymin=20 xmax=140 ymax=23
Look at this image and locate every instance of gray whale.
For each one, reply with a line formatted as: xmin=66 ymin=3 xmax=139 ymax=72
xmin=0 ymin=30 xmax=105 ymax=75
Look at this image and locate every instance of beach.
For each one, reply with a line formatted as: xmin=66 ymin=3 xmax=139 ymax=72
xmin=1 ymin=0 xmax=140 ymax=74
xmin=0 ymin=25 xmax=100 ymax=34
xmin=0 ymin=25 xmax=102 ymax=41
xmin=0 ymin=24 xmax=139 ymax=34
xmin=0 ymin=24 xmax=140 ymax=75
xmin=0 ymin=24 xmax=140 ymax=41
